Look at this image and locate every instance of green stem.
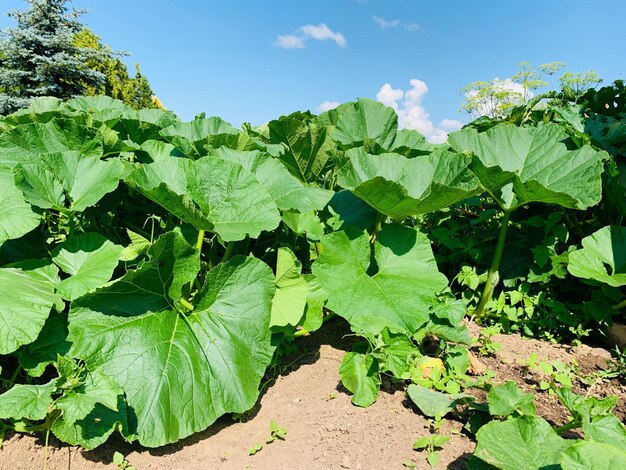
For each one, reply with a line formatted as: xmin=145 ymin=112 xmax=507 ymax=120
xmin=474 ymin=210 xmax=513 ymax=319
xmin=185 ymin=229 xmax=206 ymax=298
xmin=314 ymin=242 xmax=322 ymax=259
xmin=375 ymin=212 xmax=385 ymax=233
xmin=222 ymin=241 xmax=235 ymax=262
xmin=179 ymin=298 xmax=194 ymax=311
xmin=196 ymin=229 xmax=205 ymax=253
xmin=6 ymin=365 xmax=22 ymax=390
xmin=67 ymin=212 xmax=75 ymax=238
xmin=371 ymin=212 xmax=386 ymax=243
xmin=554 ymin=419 xmax=580 ymax=435
xmin=43 ymin=424 xmax=51 ymax=470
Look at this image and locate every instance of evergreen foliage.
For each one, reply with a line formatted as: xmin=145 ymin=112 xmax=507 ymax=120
xmin=0 ymin=0 xmax=109 ymax=114
xmin=0 ymin=1 xmax=160 ymax=114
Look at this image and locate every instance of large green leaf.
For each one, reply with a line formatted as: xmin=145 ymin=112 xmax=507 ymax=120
xmin=568 ymin=226 xmax=626 ymax=287
xmin=582 ymin=414 xmax=626 ymax=448
xmin=52 ymin=233 xmax=123 ymax=301
xmin=320 ymin=98 xmax=398 ymax=151
xmin=586 ymin=113 xmax=626 ymax=157
xmin=338 ymin=148 xmax=479 ymax=219
xmin=210 ymin=147 xmax=333 ymax=213
xmin=0 ymin=380 xmax=56 ymax=420
xmin=126 ymin=156 xmax=280 ymax=241
xmin=0 ymin=166 xmax=40 ymax=243
xmin=68 ymin=230 xmax=276 ymax=447
xmin=561 ymin=441 xmax=626 ymax=470
xmin=0 ymin=119 xmax=102 ymax=167
xmin=473 ymin=415 xmax=572 ymax=469
xmin=313 ymin=224 xmax=448 ymax=335
xmin=268 ymin=116 xmax=335 ymax=183
xmin=270 ymin=247 xmax=308 ymax=327
xmin=0 ymin=265 xmax=62 ymax=354
xmin=64 ymin=96 xmax=179 ymax=145
xmin=13 ymin=151 xmax=124 ymax=213
xmin=159 ymin=117 xmax=243 ymax=156
xmin=448 ymin=123 xmax=607 ymax=210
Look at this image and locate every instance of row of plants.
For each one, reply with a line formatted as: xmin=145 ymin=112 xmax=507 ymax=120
xmin=0 ymin=79 xmax=624 ymax=467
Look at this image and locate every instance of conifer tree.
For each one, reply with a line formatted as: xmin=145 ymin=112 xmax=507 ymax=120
xmin=0 ymin=0 xmax=108 ymax=114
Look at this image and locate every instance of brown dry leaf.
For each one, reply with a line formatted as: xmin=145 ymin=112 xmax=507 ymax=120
xmin=467 ymin=350 xmax=487 ymax=375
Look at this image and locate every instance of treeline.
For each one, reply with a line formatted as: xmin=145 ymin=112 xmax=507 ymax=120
xmin=0 ymin=0 xmax=160 ymax=115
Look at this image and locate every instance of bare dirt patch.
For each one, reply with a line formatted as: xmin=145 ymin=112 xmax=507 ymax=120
xmin=1 ymin=320 xmax=623 ymax=470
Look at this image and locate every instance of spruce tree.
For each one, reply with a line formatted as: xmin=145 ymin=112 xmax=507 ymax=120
xmin=0 ymin=0 xmax=108 ymax=114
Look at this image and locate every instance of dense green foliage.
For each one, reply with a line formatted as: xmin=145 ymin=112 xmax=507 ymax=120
xmin=73 ymin=28 xmax=160 ymax=110
xmin=0 ymin=78 xmax=624 ymax=468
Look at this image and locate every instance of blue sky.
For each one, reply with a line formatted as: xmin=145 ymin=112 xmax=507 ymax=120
xmin=1 ymin=1 xmax=625 ymax=140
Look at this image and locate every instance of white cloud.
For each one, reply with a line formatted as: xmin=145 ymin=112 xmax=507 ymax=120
xmin=317 ymin=101 xmax=340 ymax=113
xmin=376 ymin=83 xmax=404 ymax=110
xmin=275 ymin=35 xmax=306 ymax=49
xmin=376 ymin=79 xmax=463 ymax=143
xmin=275 ymin=23 xmax=347 ymax=49
xmin=299 ymin=24 xmax=347 ymax=48
xmin=372 ymin=16 xmax=421 ymax=32
xmin=404 ymin=23 xmax=421 ymax=32
xmin=439 ymin=118 xmax=464 ymax=131
xmin=373 ymin=16 xmax=400 ymax=29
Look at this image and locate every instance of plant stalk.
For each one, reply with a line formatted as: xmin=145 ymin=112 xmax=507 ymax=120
xmin=195 ymin=229 xmax=205 ymax=252
xmin=474 ymin=210 xmax=512 ymax=318
xmin=554 ymin=420 xmax=580 ymax=435
xmin=222 ymin=241 xmax=235 ymax=262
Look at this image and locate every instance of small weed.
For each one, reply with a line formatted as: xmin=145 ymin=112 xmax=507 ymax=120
xmin=267 ymin=419 xmax=287 ymax=443
xmin=475 ymin=325 xmax=502 ymax=357
xmin=413 ymin=434 xmax=450 ymax=468
xmin=249 ymin=420 xmax=286 ymax=456
xmin=523 ymin=353 xmax=575 ymax=392
xmin=113 ymin=452 xmax=135 ymax=470
xmin=248 ymin=443 xmax=263 ymax=456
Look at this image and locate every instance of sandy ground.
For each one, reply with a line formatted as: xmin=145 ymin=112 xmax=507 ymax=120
xmin=1 ymin=320 xmax=623 ymax=470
